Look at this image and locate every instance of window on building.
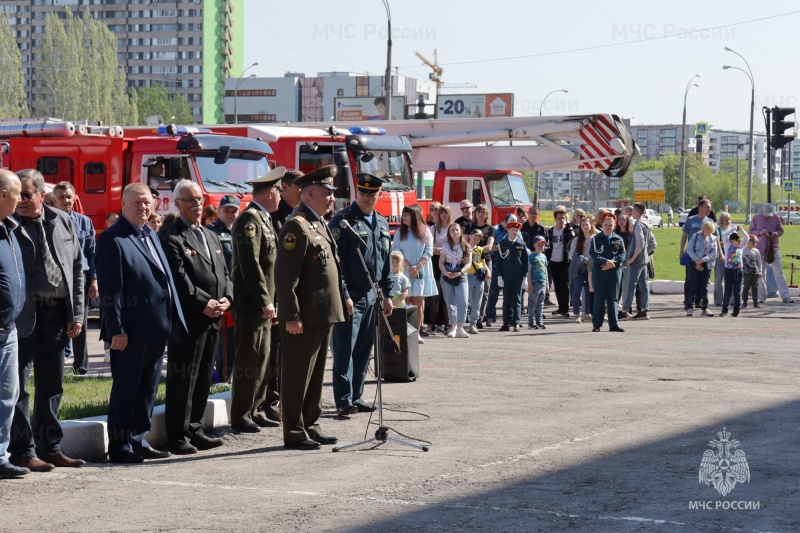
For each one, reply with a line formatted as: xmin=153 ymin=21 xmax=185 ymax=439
xmin=356 ymin=77 xmax=369 ymax=97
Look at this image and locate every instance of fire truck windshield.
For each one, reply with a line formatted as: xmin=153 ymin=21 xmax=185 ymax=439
xmin=486 ymin=173 xmax=531 ymax=206
xmin=193 ymin=150 xmax=270 ymax=193
xmin=355 ymin=150 xmax=411 ymax=192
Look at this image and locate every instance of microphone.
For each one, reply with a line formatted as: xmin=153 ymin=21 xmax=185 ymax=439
xmin=339 ymin=219 xmax=367 ymax=248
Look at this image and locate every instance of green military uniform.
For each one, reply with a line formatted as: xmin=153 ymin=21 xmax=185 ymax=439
xmin=276 ymin=166 xmax=347 ymax=446
xmin=229 ymin=167 xmax=285 ymax=430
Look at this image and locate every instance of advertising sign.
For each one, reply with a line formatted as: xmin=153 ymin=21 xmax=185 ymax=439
xmin=436 ymin=93 xmax=514 ymax=119
xmin=335 ymin=97 xmax=406 ymax=121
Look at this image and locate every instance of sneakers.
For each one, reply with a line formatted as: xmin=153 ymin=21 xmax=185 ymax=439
xmin=719 ymin=312 xmax=727 ymax=317
xmin=618 ymin=311 xmax=633 ymax=320
xmin=741 ymin=302 xmax=747 ymax=308
xmin=732 ymin=311 xmax=739 ymax=317
xmin=528 ymin=323 xmax=538 ymax=330
xmin=455 ymin=327 xmax=470 ymax=338
xmin=686 ymin=308 xmax=694 ymax=316
xmin=512 ymin=325 xmax=520 ymax=332
xmin=574 ymin=314 xmax=582 ymax=324
xmin=418 ymin=337 xmax=425 ymax=345
xmin=498 ymin=325 xmax=510 ymax=332
xmin=783 ymin=298 xmax=794 ymax=304
xmin=475 ymin=321 xmax=484 ymax=329
xmin=754 ymin=303 xmax=761 ymax=309
xmin=701 ymin=309 xmax=714 ymax=317
xmin=631 ymin=311 xmax=649 ymax=320
xmin=466 ymin=325 xmax=479 ymax=334
xmin=446 ymin=328 xmax=456 ymax=338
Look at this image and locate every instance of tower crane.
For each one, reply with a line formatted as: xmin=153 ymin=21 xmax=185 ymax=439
xmin=414 ymin=50 xmax=476 ymax=95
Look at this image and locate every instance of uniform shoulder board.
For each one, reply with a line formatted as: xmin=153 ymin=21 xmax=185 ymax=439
xmin=287 ymin=211 xmax=307 ymax=224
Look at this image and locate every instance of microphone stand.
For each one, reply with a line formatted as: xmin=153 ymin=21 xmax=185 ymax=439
xmin=332 ymin=240 xmax=429 ymax=453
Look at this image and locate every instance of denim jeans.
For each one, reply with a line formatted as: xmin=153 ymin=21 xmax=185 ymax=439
xmin=0 ymin=328 xmax=19 ymax=465
xmin=467 ymin=274 xmax=485 ymax=326
xmin=440 ymin=274 xmax=468 ymax=325
xmin=687 ymin=264 xmax=711 ymax=310
xmin=622 ymin=262 xmax=650 ymax=312
xmin=484 ymin=273 xmax=501 ymax=322
xmin=570 ymin=272 xmax=590 ymax=315
xmin=713 ymin=257 xmax=725 ymax=306
xmin=528 ymin=281 xmax=546 ymax=326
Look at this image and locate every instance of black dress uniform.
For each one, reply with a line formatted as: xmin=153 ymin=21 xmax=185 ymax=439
xmin=229 ymin=167 xmax=285 ymax=432
xmin=495 ymin=227 xmax=529 ymax=329
xmin=276 ymin=166 xmax=347 ymax=448
xmin=589 ymin=227 xmax=626 ymax=331
xmin=329 ymin=174 xmax=393 ymax=414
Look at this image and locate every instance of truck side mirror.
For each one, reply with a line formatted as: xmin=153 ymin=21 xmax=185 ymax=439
xmin=214 ymin=145 xmax=231 ymax=165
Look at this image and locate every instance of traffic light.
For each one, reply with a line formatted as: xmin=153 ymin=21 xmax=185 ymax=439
xmin=770 ymin=106 xmax=796 ymax=149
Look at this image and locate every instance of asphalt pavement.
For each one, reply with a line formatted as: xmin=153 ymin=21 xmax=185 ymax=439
xmin=1 ymin=294 xmax=798 ymax=533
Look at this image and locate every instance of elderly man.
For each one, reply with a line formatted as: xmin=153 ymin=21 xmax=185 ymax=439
xmin=330 ymin=173 xmax=393 ymax=416
xmin=0 ymin=170 xmax=28 ymax=478
xmin=9 ymin=170 xmax=85 ymax=471
xmin=96 ymin=183 xmax=187 ymax=463
xmin=53 ymin=181 xmax=98 ymax=375
xmin=161 ymin=181 xmax=232 ymax=454
xmin=229 ymin=167 xmax=285 ymax=433
xmin=749 ymin=203 xmax=794 ymax=304
xmin=276 ymin=165 xmax=348 ymax=450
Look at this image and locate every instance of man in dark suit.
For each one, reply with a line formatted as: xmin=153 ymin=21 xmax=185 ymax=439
xmin=276 ymin=165 xmax=348 ymax=450
xmin=96 ymin=183 xmax=187 ymax=464
xmin=9 ymin=169 xmax=85 ymax=472
xmin=229 ymin=167 xmax=284 ymax=433
xmin=161 ymin=181 xmax=232 ymax=454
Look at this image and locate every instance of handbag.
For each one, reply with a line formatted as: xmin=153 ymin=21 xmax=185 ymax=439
xmin=442 ymin=264 xmax=464 ymax=286
xmin=679 ymin=252 xmax=692 ymax=267
xmin=764 ymin=233 xmax=775 ymax=264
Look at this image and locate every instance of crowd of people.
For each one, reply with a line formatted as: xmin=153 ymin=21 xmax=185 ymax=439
xmin=0 ymin=165 xmax=794 ymax=477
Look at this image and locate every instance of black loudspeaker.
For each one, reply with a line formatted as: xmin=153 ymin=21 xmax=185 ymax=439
xmin=379 ymin=305 xmax=419 ymax=382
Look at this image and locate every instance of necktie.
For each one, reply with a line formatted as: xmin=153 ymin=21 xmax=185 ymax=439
xmin=34 ymin=217 xmax=61 ymax=288
xmin=193 ymin=226 xmax=210 ymax=259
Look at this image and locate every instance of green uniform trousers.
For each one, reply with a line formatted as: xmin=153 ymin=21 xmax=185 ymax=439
xmin=230 ymin=310 xmax=271 ymax=425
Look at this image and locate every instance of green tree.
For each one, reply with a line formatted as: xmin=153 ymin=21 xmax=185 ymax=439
xmin=136 ymin=84 xmax=193 ymax=125
xmin=0 ymin=13 xmax=28 ymax=118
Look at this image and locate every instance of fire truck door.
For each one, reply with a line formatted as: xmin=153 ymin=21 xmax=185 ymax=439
xmin=443 ymin=177 xmax=488 ymax=219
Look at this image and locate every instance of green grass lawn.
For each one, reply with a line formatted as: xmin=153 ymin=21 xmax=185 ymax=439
xmin=651 ymin=224 xmax=800 ymax=281
xmin=29 ymin=374 xmax=231 ymax=421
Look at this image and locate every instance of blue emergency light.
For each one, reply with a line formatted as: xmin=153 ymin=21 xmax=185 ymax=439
xmin=348 ymin=126 xmax=386 ymax=135
xmin=157 ymin=125 xmax=213 ymax=136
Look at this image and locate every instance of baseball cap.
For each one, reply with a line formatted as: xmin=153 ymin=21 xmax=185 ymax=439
xmin=533 ymin=235 xmax=546 ymax=244
xmin=762 ymin=203 xmax=775 ymax=217
xmin=504 ymin=214 xmax=517 ymax=223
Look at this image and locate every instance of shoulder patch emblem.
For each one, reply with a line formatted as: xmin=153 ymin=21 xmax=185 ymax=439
xmin=283 ymin=232 xmax=297 ymax=250
xmin=244 ymin=223 xmax=256 ymax=238
xmin=331 ymin=227 xmax=341 ymax=240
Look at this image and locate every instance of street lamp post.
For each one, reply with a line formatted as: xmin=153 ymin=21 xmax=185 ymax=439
xmin=233 ymin=61 xmax=259 ymax=125
xmin=381 ymin=0 xmax=392 ymax=121
xmin=539 ymin=88 xmax=569 ymax=116
xmin=535 ymin=89 xmax=569 ymax=203
xmin=723 ymin=47 xmax=756 ymax=222
xmin=679 ymin=74 xmax=701 ymax=210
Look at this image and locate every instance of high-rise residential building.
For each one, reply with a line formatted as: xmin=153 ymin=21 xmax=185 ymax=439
xmin=222 ymin=71 xmax=435 ymax=124
xmin=3 ymin=0 xmax=243 ymax=124
xmin=707 ymin=129 xmax=775 ymax=184
xmin=628 ymin=123 xmax=706 ymax=163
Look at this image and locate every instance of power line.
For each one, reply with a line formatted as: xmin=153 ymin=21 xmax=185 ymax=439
xmin=398 ymin=10 xmax=800 ymax=68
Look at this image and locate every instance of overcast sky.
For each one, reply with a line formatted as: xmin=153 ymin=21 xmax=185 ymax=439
xmin=244 ymin=1 xmax=800 ymax=132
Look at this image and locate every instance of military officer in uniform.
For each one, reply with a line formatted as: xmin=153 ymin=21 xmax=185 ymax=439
xmin=276 ymin=165 xmax=347 ymax=450
xmin=329 ymin=173 xmax=393 ymax=417
xmin=589 ymin=212 xmax=626 ymax=333
xmin=229 ymin=167 xmax=285 ymax=433
xmin=207 ymin=194 xmax=239 ymax=380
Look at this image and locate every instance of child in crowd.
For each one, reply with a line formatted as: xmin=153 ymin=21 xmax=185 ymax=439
xmin=390 ymin=250 xmax=410 ymax=307
xmin=720 ymin=232 xmax=746 ymax=317
xmin=527 ymin=235 xmax=549 ymax=329
xmin=741 ymin=234 xmax=763 ymax=309
xmin=496 ymin=217 xmax=528 ymax=332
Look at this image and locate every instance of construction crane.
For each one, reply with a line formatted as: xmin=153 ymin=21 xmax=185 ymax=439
xmin=414 ymin=50 xmax=476 ymax=95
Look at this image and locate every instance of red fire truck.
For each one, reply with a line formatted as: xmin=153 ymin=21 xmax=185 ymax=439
xmin=0 ymin=121 xmax=272 ymax=229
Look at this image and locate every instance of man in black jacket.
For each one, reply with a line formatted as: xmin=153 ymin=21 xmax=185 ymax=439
xmin=161 ymin=181 xmax=233 ymax=454
xmin=545 ymin=206 xmax=575 ymax=317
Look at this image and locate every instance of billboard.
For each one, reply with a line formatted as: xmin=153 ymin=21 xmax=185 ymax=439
xmin=436 ymin=93 xmax=514 ymax=119
xmin=335 ymin=97 xmax=406 ymax=121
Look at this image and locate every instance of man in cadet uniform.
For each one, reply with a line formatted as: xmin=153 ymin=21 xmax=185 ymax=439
xmin=276 ymin=165 xmax=347 ymax=450
xmin=229 ymin=167 xmax=285 ymax=433
xmin=207 ymin=194 xmax=239 ymax=380
xmin=329 ymin=173 xmax=394 ymax=417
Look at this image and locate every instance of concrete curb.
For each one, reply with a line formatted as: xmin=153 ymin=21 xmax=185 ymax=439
xmin=647 ymin=280 xmax=799 ymax=297
xmin=60 ymin=391 xmax=233 ymax=462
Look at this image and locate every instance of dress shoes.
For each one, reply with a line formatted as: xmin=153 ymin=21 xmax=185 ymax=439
xmin=11 ymin=456 xmax=54 ymax=472
xmin=336 ymin=404 xmax=358 ymax=417
xmin=610 ymin=327 xmax=625 ymax=332
xmin=232 ymin=420 xmax=261 ymax=433
xmin=252 ymin=415 xmax=280 ymax=428
xmin=353 ymin=402 xmax=376 ymax=413
xmin=311 ymin=434 xmax=338 ymax=445
xmin=283 ymin=438 xmax=321 ymax=450
xmin=190 ymin=433 xmax=224 ymax=451
xmin=109 ymin=451 xmax=144 ymax=464
xmin=498 ymin=325 xmax=510 ymax=332
xmin=132 ymin=441 xmax=171 ymax=460
xmin=0 ymin=462 xmax=30 ymax=478
xmin=169 ymin=440 xmax=199 ymax=455
xmin=42 ymin=453 xmax=85 ymax=468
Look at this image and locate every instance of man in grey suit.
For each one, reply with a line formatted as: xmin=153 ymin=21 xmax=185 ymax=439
xmin=9 ymin=169 xmax=85 ymax=471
